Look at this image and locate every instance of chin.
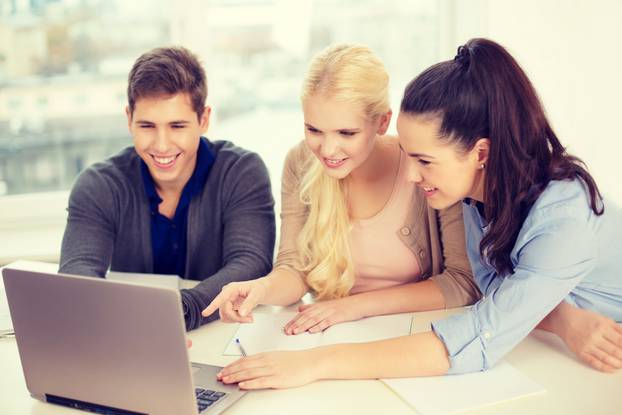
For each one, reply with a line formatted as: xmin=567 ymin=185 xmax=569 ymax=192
xmin=322 ymin=167 xmax=351 ymax=180
xmin=426 ymin=197 xmax=455 ymax=210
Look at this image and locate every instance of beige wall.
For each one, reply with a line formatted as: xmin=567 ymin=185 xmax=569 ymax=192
xmin=448 ymin=0 xmax=622 ymax=205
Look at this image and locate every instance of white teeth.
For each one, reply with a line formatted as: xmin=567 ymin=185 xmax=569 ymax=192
xmin=423 ymin=186 xmax=437 ymax=192
xmin=325 ymin=158 xmax=345 ymax=166
xmin=154 ymin=155 xmax=176 ymax=165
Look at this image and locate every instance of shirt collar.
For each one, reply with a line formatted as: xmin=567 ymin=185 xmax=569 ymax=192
xmin=140 ymin=137 xmax=215 ymax=209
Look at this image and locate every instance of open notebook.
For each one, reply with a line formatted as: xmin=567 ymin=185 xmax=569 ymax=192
xmin=224 ymin=310 xmax=413 ymax=356
xmin=382 ymin=361 xmax=545 ymax=415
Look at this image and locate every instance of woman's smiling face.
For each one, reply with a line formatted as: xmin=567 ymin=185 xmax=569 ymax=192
xmin=397 ymin=112 xmax=486 ymax=209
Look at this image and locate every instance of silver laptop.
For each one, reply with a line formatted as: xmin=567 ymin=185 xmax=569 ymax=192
xmin=2 ymin=268 xmax=246 ymax=415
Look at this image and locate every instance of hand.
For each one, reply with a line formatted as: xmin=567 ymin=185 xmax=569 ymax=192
xmin=201 ymin=279 xmax=269 ymax=323
xmin=217 ymin=350 xmax=321 ymax=389
xmin=549 ymin=302 xmax=622 ymax=372
xmin=283 ymin=297 xmax=362 ymax=335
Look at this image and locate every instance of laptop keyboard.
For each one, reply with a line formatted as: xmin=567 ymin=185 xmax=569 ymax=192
xmin=195 ymin=388 xmax=227 ymax=413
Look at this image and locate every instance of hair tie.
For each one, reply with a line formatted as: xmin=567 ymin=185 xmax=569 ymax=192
xmin=454 ymin=45 xmax=470 ymax=65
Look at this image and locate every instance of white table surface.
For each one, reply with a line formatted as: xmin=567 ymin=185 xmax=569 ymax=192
xmin=1 ymin=262 xmax=621 ymax=414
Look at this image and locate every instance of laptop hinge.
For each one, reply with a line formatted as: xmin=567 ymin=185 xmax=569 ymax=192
xmin=45 ymin=394 xmax=148 ymax=415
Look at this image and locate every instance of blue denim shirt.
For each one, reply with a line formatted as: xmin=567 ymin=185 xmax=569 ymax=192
xmin=432 ymin=179 xmax=622 ymax=374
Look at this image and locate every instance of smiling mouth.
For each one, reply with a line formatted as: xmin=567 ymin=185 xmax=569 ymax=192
xmin=324 ymin=157 xmax=347 ymax=167
xmin=151 ymin=153 xmax=181 ymax=167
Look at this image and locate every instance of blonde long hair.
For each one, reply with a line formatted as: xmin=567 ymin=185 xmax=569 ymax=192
xmin=297 ymin=44 xmax=390 ymax=299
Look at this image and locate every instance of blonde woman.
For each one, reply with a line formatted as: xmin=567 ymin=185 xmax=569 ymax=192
xmin=202 ymin=44 xmax=478 ymax=336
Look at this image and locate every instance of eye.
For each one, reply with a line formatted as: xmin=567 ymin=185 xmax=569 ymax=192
xmin=306 ymin=126 xmax=321 ymax=134
xmin=339 ymin=131 xmax=357 ymax=137
xmin=417 ymin=159 xmax=431 ymax=166
xmin=171 ymin=124 xmax=186 ymax=129
xmin=139 ymin=124 xmax=154 ymax=129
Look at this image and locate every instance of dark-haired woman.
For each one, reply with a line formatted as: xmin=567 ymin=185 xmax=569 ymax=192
xmin=213 ymin=39 xmax=622 ymax=389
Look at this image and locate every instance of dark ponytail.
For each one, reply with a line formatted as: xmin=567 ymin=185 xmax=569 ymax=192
xmin=401 ymin=38 xmax=603 ymax=276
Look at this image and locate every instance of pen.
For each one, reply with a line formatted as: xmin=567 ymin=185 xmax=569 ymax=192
xmin=235 ymin=338 xmax=247 ymax=356
xmin=0 ymin=330 xmax=15 ymax=339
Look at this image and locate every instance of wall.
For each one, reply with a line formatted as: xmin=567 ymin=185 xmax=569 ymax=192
xmin=450 ymin=0 xmax=622 ymax=204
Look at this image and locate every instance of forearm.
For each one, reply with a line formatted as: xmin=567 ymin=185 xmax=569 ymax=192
xmin=347 ymin=280 xmax=446 ymax=319
xmin=260 ymin=267 xmax=308 ymax=306
xmin=536 ymin=300 xmax=573 ymax=337
xmin=312 ymin=331 xmax=450 ymax=380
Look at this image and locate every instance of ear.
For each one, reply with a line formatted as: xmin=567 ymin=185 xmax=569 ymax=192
xmin=199 ymin=105 xmax=211 ymax=133
xmin=125 ymin=105 xmax=132 ymax=130
xmin=376 ymin=109 xmax=393 ymax=135
xmin=472 ymin=138 xmax=490 ymax=169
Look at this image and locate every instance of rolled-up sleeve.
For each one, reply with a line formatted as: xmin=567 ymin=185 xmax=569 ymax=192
xmin=432 ymin=212 xmax=596 ymax=374
xmin=429 ymin=202 xmax=481 ymax=308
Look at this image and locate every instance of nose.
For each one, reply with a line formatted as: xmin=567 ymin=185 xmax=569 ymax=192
xmin=320 ymin=134 xmax=340 ymax=157
xmin=406 ymin=160 xmax=423 ymax=184
xmin=153 ymin=128 xmax=171 ymax=153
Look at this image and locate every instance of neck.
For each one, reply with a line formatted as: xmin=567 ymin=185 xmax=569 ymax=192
xmin=154 ymin=180 xmax=184 ymax=201
xmin=469 ymin=169 xmax=486 ymax=203
xmin=347 ymin=136 xmax=397 ymax=185
xmin=153 ymin=153 xmax=197 ymax=199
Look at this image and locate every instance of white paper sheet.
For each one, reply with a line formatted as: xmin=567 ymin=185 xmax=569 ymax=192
xmin=382 ymin=361 xmax=545 ymax=415
xmin=224 ymin=311 xmax=412 ymax=356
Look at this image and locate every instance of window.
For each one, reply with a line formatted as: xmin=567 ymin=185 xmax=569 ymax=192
xmin=0 ymin=0 xmax=454 ymax=263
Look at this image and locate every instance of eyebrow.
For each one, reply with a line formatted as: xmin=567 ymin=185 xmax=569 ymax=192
xmin=304 ymin=123 xmax=361 ymax=133
xmin=135 ymin=120 xmax=191 ymax=125
xmin=398 ymin=144 xmax=436 ymax=159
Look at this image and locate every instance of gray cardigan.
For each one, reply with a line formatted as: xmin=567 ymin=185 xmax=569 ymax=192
xmin=59 ymin=138 xmax=276 ymax=330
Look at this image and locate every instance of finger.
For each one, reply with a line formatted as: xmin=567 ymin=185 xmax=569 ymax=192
xmin=284 ymin=308 xmax=322 ymax=334
xmin=596 ymin=342 xmax=622 ymax=369
xmin=293 ymin=309 xmax=334 ymax=334
xmin=308 ymin=318 xmax=332 ymax=333
xmin=601 ymin=334 xmax=622 ymax=361
xmin=221 ymin=367 xmax=273 ymax=384
xmin=583 ymin=349 xmax=618 ymax=373
xmin=238 ymin=288 xmax=263 ymax=317
xmin=298 ymin=304 xmax=313 ymax=312
xmin=222 ymin=300 xmax=253 ymax=323
xmin=222 ymin=300 xmax=238 ymax=323
xmin=604 ymin=326 xmax=622 ymax=348
xmin=202 ymin=288 xmax=235 ymax=317
xmin=218 ymin=355 xmax=264 ymax=379
xmin=239 ymin=377 xmax=275 ymax=390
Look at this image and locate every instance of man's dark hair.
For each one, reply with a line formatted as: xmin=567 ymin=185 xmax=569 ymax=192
xmin=127 ymin=46 xmax=207 ymax=119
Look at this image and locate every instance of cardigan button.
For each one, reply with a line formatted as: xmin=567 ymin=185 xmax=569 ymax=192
xmin=400 ymin=227 xmax=411 ymax=236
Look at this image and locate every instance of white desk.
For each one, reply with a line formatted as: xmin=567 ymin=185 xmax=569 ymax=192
xmin=1 ymin=271 xmax=621 ymax=414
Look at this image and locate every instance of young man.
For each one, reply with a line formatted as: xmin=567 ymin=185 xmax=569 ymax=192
xmin=59 ymin=47 xmax=276 ymax=330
